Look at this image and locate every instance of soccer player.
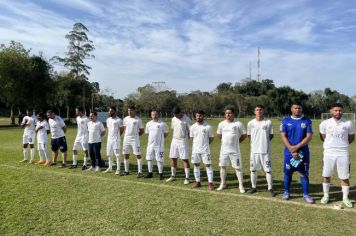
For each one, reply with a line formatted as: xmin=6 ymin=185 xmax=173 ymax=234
xmin=319 ymin=103 xmax=355 ymax=208
xmin=47 ymin=110 xmax=68 ymax=167
xmin=122 ymin=106 xmax=144 ymax=177
xmin=20 ymin=109 xmax=37 ymax=163
xmin=166 ymin=106 xmax=192 ymax=185
xmin=216 ymin=106 xmax=247 ymax=193
xmin=144 ymin=110 xmax=168 ymax=180
xmin=71 ymin=107 xmax=89 ymax=170
xmin=190 ymin=110 xmax=214 ymax=190
xmin=247 ymin=105 xmax=275 ymax=196
xmin=104 ymin=107 xmax=124 ymax=175
xmin=280 ymin=102 xmax=314 ymax=203
xmin=87 ymin=111 xmax=106 ymax=172
xmin=34 ymin=112 xmax=50 ymax=165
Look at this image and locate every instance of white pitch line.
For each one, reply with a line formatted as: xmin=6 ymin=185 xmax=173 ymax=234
xmin=1 ymin=164 xmax=355 ymax=213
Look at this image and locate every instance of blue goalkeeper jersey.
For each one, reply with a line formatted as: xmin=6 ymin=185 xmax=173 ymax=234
xmin=280 ymin=116 xmax=313 ymax=156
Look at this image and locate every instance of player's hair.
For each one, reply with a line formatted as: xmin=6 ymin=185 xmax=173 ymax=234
xmin=26 ymin=108 xmax=33 ymax=112
xmin=90 ymin=111 xmax=97 ymax=116
xmin=46 ymin=109 xmax=54 ymax=114
xmin=255 ymin=104 xmax=265 ymax=109
xmin=224 ymin=105 xmax=235 ymax=114
xmin=172 ymin=106 xmax=181 ymax=114
xmin=151 ymin=109 xmax=159 ymax=113
xmin=128 ymin=105 xmax=136 ymax=110
xmin=37 ymin=112 xmax=45 ymax=118
xmin=196 ymin=110 xmax=205 ymax=115
xmin=290 ymin=101 xmax=302 ymax=107
xmin=109 ymin=106 xmax=116 ymax=112
xmin=76 ymin=106 xmax=84 ymax=112
xmin=329 ymin=103 xmax=343 ymax=109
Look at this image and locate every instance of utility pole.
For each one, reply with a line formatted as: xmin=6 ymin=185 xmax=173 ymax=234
xmin=256 ymin=47 xmax=261 ymax=82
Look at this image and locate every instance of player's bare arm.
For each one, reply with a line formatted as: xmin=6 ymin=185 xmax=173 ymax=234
xmin=62 ymin=126 xmax=67 ymax=133
xmin=269 ymin=134 xmax=274 ymax=140
xmin=209 ymin=137 xmax=214 ymax=144
xmin=139 ymin=128 xmax=144 ymax=136
xmin=217 ymin=133 xmax=222 ymax=139
xmin=119 ymin=126 xmax=124 ymax=136
xmin=239 ymin=134 xmax=247 ymax=143
xmin=319 ymin=133 xmax=326 ymax=142
xmin=349 ymin=134 xmax=355 ymax=144
xmin=291 ymin=133 xmax=312 ymax=152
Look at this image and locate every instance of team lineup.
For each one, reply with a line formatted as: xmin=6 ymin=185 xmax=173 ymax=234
xmin=19 ymin=102 xmax=355 ymax=208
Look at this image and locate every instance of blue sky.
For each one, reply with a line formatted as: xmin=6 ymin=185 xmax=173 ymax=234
xmin=1 ymin=0 xmax=356 ymax=98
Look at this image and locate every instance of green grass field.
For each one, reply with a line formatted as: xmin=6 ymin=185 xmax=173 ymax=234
xmin=1 ymin=118 xmax=356 ymax=235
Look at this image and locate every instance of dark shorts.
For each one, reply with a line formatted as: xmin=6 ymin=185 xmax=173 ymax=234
xmin=51 ymin=137 xmax=68 ymax=152
xmin=283 ymin=154 xmax=310 ymax=176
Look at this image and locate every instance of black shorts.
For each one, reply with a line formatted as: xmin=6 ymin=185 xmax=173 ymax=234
xmin=51 ymin=137 xmax=68 ymax=152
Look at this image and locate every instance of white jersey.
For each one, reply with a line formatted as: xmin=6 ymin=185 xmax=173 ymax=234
xmin=75 ymin=115 xmax=89 ymax=139
xmin=106 ymin=116 xmax=123 ymax=141
xmin=22 ymin=115 xmax=37 ymax=136
xmin=145 ymin=120 xmax=168 ymax=149
xmin=88 ymin=120 xmax=105 ymax=143
xmin=171 ymin=114 xmax=192 ymax=141
xmin=190 ymin=121 xmax=213 ymax=154
xmin=36 ymin=120 xmax=50 ymax=143
xmin=217 ymin=119 xmax=246 ymax=154
xmin=123 ymin=116 xmax=144 ymax=140
xmin=48 ymin=115 xmax=66 ymax=139
xmin=319 ymin=117 xmax=355 ymax=155
xmin=247 ymin=118 xmax=273 ymax=154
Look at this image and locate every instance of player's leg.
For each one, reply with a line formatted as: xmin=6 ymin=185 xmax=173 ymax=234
xmin=29 ymin=143 xmax=35 ymax=163
xmin=157 ymin=151 xmax=164 ymax=180
xmin=145 ymin=147 xmax=154 ymax=178
xmin=72 ymin=148 xmax=79 ymax=168
xmin=122 ymin=140 xmax=131 ymax=175
xmin=167 ymin=142 xmax=178 ymax=182
xmin=180 ymin=143 xmax=190 ymax=185
xmin=36 ymin=143 xmax=45 ymax=164
xmin=87 ymin=143 xmax=95 ymax=171
xmin=203 ymin=153 xmax=214 ymax=190
xmin=104 ymin=141 xmax=114 ymax=173
xmin=217 ymin=153 xmax=229 ymax=191
xmin=282 ymin=155 xmax=293 ymax=200
xmin=21 ymin=135 xmax=29 ymax=162
xmin=261 ymin=153 xmax=275 ymax=196
xmin=321 ymin=155 xmax=335 ymax=204
xmin=337 ymin=155 xmax=352 ymax=208
xmin=249 ymin=153 xmax=258 ymax=193
xmin=231 ymin=154 xmax=245 ymax=193
xmin=83 ymin=150 xmax=89 ymax=169
xmin=50 ymin=138 xmax=59 ymax=166
xmin=114 ymin=148 xmax=121 ymax=175
xmin=192 ymin=154 xmax=201 ymax=188
xmin=59 ymin=137 xmax=68 ymax=167
xmin=133 ymin=142 xmax=143 ymax=177
xmin=297 ymin=155 xmax=313 ymax=204
xmin=94 ymin=142 xmax=102 ymax=172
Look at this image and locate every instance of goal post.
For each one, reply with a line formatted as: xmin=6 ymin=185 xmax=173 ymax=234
xmin=321 ymin=113 xmax=355 ymax=122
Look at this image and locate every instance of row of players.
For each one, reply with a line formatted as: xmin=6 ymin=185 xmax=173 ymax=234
xmin=20 ymin=102 xmax=355 ymax=207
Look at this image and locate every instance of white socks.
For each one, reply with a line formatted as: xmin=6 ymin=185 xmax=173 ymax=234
xmin=73 ymin=155 xmax=78 ymax=165
xmin=115 ymin=156 xmax=121 ymax=171
xmin=30 ymin=148 xmax=35 ymax=161
xmin=235 ymin=169 xmax=244 ymax=188
xmin=251 ymin=171 xmax=257 ymax=188
xmin=266 ymin=172 xmax=273 ymax=190
xmin=137 ymin=159 xmax=142 ymax=173
xmin=323 ymin=182 xmax=330 ymax=197
xmin=220 ymin=167 xmax=227 ymax=184
xmin=194 ymin=166 xmax=200 ymax=182
xmin=107 ymin=156 xmax=113 ymax=169
xmin=124 ymin=159 xmax=129 ymax=172
xmin=184 ymin=168 xmax=190 ymax=179
xmin=23 ymin=148 xmax=28 ymax=160
xmin=157 ymin=161 xmax=163 ymax=174
xmin=342 ymin=185 xmax=350 ymax=200
xmin=147 ymin=160 xmax=153 ymax=173
xmin=38 ymin=150 xmax=44 ymax=162
xmin=83 ymin=156 xmax=88 ymax=166
xmin=171 ymin=167 xmax=176 ymax=177
xmin=206 ymin=166 xmax=213 ymax=183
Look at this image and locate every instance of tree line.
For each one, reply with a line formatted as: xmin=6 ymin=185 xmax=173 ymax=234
xmin=1 ymin=23 xmax=355 ymax=125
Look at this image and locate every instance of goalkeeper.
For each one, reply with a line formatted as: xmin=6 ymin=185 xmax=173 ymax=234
xmin=280 ymin=102 xmax=314 ymax=204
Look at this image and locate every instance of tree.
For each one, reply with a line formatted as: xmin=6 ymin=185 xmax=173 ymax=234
xmin=52 ymin=22 xmax=95 ymax=80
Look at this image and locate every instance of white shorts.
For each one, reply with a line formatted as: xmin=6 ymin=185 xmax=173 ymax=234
xmin=191 ymin=153 xmax=211 ymax=165
xmin=146 ymin=146 xmax=164 ymax=162
xmin=250 ymin=153 xmax=272 ymax=172
xmin=169 ymin=140 xmax=189 ymax=160
xmin=219 ymin=153 xmax=242 ymax=169
xmin=107 ymin=138 xmax=120 ymax=156
xmin=73 ymin=139 xmax=88 ymax=151
xmin=37 ymin=143 xmax=47 ymax=151
xmin=23 ymin=132 xmax=35 ymax=145
xmin=322 ymin=154 xmax=350 ymax=180
xmin=123 ymin=140 xmax=141 ymax=155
